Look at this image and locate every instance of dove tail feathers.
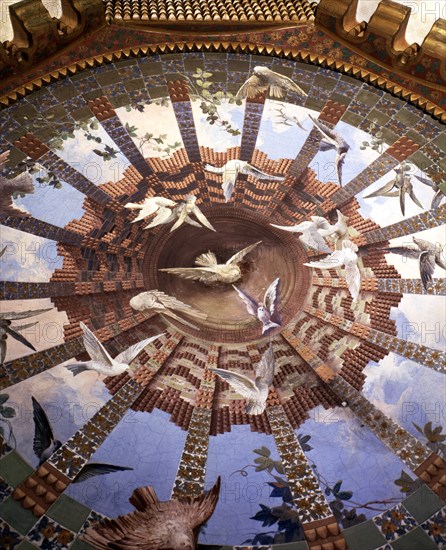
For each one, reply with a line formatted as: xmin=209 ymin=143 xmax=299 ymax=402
xmin=262 ymin=321 xmax=280 ymax=334
xmin=66 ymin=364 xmax=88 ymax=376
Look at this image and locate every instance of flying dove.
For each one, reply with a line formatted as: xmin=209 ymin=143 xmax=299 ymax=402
xmin=233 ymin=278 xmax=281 ymax=334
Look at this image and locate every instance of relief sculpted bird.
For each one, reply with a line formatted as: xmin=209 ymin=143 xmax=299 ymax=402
xmin=304 ymin=240 xmax=361 ymax=301
xmin=309 ymin=115 xmax=350 ymax=187
xmin=364 ymin=165 xmax=424 ymax=216
xmin=65 ymin=322 xmax=164 ymax=377
xmin=0 ymin=151 xmax=34 ymax=217
xmin=125 ymin=197 xmax=177 ymax=224
xmin=83 ymin=477 xmax=221 ymax=550
xmin=204 ymin=160 xmax=285 ymax=202
xmin=235 ymin=66 xmax=308 ymax=101
xmin=130 ymin=290 xmax=208 ymax=331
xmin=383 ymin=237 xmax=446 ymax=290
xmin=0 ymin=307 xmax=52 ymax=366
xmin=271 ymin=217 xmax=333 ymax=254
xmin=233 ymin=278 xmax=281 ymax=334
xmin=211 ymin=345 xmax=275 ymax=415
xmin=159 ymin=241 xmax=262 ymax=284
xmin=32 ymin=396 xmax=133 ymax=480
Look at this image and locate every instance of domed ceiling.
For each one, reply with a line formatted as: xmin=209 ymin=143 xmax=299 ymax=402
xmin=0 ymin=1 xmax=445 ymax=550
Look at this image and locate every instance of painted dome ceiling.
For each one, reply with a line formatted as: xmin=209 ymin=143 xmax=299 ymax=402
xmin=0 ymin=1 xmax=445 ymax=550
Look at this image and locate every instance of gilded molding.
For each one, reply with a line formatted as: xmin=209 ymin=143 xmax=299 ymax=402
xmin=1 ymin=40 xmax=445 ymax=124
xmin=315 ymin=0 xmax=446 ymax=84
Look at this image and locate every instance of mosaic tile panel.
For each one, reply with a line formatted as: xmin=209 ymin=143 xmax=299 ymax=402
xmin=421 ymin=506 xmax=446 ymax=548
xmin=240 ymin=99 xmax=265 ymax=161
xmin=373 ymin=504 xmax=417 ymax=542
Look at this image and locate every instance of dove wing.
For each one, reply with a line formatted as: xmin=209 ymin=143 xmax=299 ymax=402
xmin=115 ymin=334 xmax=164 ymax=365
xmin=264 ymin=278 xmax=280 ymax=315
xmin=192 ymin=204 xmax=216 ymax=231
xmin=159 ymin=267 xmax=218 ymax=282
xmin=270 ymin=222 xmax=308 ymax=233
xmin=245 ymin=164 xmax=285 ymax=181
xmin=3 ymin=326 xmax=36 ymax=352
xmin=0 ymin=307 xmax=52 ymax=321
xmin=266 ymin=70 xmax=307 ymax=97
xmin=152 ymin=290 xmax=208 ymax=319
xmin=32 ymin=397 xmax=55 ymax=460
xmin=309 ymin=115 xmax=338 ymax=148
xmin=364 ymin=179 xmax=397 ymax=198
xmin=170 ymin=204 xmax=189 ymax=232
xmin=304 ymin=249 xmax=346 ymax=269
xmin=74 ymin=463 xmax=133 ymax=483
xmin=336 ymin=151 xmax=346 ymax=185
xmin=235 ymin=74 xmax=264 ymax=100
xmin=384 ymin=246 xmax=421 ymax=259
xmin=300 ymin=227 xmax=332 ymax=254
xmin=345 ymin=263 xmax=361 ymax=301
xmin=407 ymin=183 xmax=424 ymax=209
xmin=255 ymin=345 xmax=275 ymax=387
xmin=80 ymin=322 xmax=114 ymax=366
xmin=204 ymin=163 xmax=224 ymax=175
xmin=419 ymin=251 xmax=436 ymax=289
xmin=227 ymin=241 xmax=262 ymax=265
xmin=232 ymin=285 xmax=258 ymax=316
xmin=211 ymin=368 xmax=258 ymax=397
xmin=185 ymin=476 xmax=221 ymax=528
xmin=195 ymin=251 xmax=218 ymax=266
xmin=414 ymin=175 xmax=435 ymax=188
xmin=143 ymin=206 xmax=175 ymax=229
xmin=0 ymin=340 xmax=6 ymax=365
xmin=431 ymin=190 xmax=445 ymax=209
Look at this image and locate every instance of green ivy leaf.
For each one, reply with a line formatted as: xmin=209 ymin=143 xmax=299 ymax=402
xmin=332 ymin=481 xmax=342 ymax=495
xmin=253 ymin=446 xmax=271 ymax=457
xmin=0 ymin=394 xmax=9 ymax=406
xmin=1 ymin=406 xmax=16 ymax=418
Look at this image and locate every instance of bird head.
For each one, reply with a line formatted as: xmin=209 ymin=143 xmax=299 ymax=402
xmin=168 ymin=531 xmax=195 ymax=550
xmin=253 ymin=66 xmax=269 ymax=75
xmin=129 ymin=292 xmax=154 ymax=311
xmin=185 ymin=195 xmax=197 ymax=205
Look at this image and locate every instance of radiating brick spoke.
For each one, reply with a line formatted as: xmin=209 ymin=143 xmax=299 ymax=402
xmin=12 ymin=333 xmax=183 ymax=517
xmin=311 ymin=276 xmax=446 ymax=296
xmin=1 ymin=216 xmax=83 ymax=245
xmin=239 ymin=96 xmax=266 ymax=161
xmin=282 ymin=330 xmax=446 ymax=499
xmin=304 ymin=304 xmax=446 ymax=373
xmin=171 ymin=345 xmax=219 ymax=498
xmin=267 ymin=405 xmax=347 ymax=549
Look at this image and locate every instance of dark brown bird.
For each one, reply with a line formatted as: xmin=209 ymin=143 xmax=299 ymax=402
xmin=0 ymin=151 xmax=34 ymax=217
xmin=83 ymin=477 xmax=221 ymax=550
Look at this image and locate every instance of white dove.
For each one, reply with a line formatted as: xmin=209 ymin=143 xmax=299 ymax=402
xmin=271 ymin=217 xmax=333 ymax=254
xmin=211 ymin=345 xmax=275 ymax=415
xmin=235 ymin=66 xmax=307 ymax=100
xmin=170 ymin=195 xmax=216 ymax=232
xmin=124 ymin=197 xmax=177 ymax=224
xmin=317 ymin=210 xmax=350 ymax=250
xmin=304 ymin=240 xmax=361 ymax=301
xmin=159 ymin=241 xmax=262 ymax=284
xmin=233 ymin=278 xmax=281 ymax=334
xmin=309 ymin=115 xmax=350 ymax=186
xmin=204 ymin=160 xmax=285 ymax=202
xmin=129 ymin=290 xmax=208 ymax=331
xmin=65 ymin=322 xmax=164 ymax=377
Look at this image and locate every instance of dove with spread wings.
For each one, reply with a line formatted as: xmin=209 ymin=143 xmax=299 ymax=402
xmin=304 ymin=240 xmax=361 ymax=301
xmin=159 ymin=241 xmax=262 ymax=284
xmin=309 ymin=115 xmax=350 ymax=187
xmin=235 ymin=66 xmax=307 ymax=101
xmin=211 ymin=345 xmax=275 ymax=415
xmin=233 ymin=277 xmax=281 ymax=334
xmin=32 ymin=396 xmax=133 ymax=481
xmin=125 ymin=195 xmax=215 ymax=232
xmin=83 ymin=477 xmax=221 ymax=550
xmin=65 ymin=322 xmax=164 ymax=377
xmin=0 ymin=151 xmax=34 ymax=217
xmin=130 ymin=290 xmax=208 ymax=331
xmin=204 ymin=160 xmax=285 ymax=202
xmin=0 ymin=307 xmax=52 ymax=366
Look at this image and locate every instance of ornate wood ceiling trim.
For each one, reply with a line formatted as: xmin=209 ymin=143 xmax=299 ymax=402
xmin=1 ymin=40 xmax=445 ymax=124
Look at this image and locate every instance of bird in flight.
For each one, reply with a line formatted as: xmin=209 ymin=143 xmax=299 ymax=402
xmin=211 ymin=345 xmax=275 ymax=415
xmin=271 ymin=217 xmax=333 ymax=254
xmin=382 ymin=237 xmax=445 ymax=290
xmin=235 ymin=66 xmax=307 ymax=101
xmin=414 ymin=173 xmax=445 ymax=210
xmin=233 ymin=278 xmax=281 ymax=334
xmin=204 ymin=160 xmax=285 ymax=202
xmin=171 ymin=195 xmax=216 ymax=232
xmin=83 ymin=476 xmax=221 ymax=550
xmin=304 ymin=240 xmax=361 ymax=301
xmin=160 ymin=241 xmax=262 ymax=284
xmin=309 ymin=115 xmax=350 ymax=187
xmin=317 ymin=209 xmax=350 ymax=250
xmin=364 ymin=165 xmax=424 ymax=216
xmin=65 ymin=322 xmax=164 ymax=377
xmin=0 ymin=151 xmax=34 ymax=217
xmin=32 ymin=396 xmax=133 ymax=481
xmin=130 ymin=290 xmax=208 ymax=331
xmin=0 ymin=307 xmax=52 ymax=365
xmin=125 ymin=197 xmax=177 ymax=225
